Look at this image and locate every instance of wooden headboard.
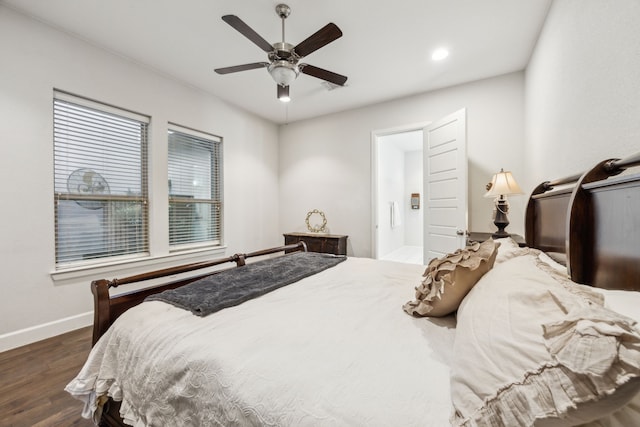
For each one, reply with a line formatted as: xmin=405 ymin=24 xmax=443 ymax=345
xmin=525 ymin=172 xmax=581 ymax=255
xmin=567 ymin=153 xmax=640 ymax=291
xmin=526 ymin=152 xmax=640 ymax=292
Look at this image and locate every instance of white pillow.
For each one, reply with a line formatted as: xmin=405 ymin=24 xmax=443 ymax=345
xmin=493 ymin=236 xmax=521 ymax=264
xmin=494 ymin=236 xmax=568 ymax=274
xmin=593 ymin=288 xmax=640 ymax=323
xmin=450 ymin=252 xmax=640 ymax=427
xmin=588 ymin=390 xmax=640 ymax=427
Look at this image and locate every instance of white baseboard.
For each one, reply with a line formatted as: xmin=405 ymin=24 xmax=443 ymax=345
xmin=0 ymin=311 xmax=93 ymax=353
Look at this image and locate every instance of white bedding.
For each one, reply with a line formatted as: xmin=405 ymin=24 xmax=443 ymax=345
xmin=66 ymin=257 xmax=456 ymax=426
xmin=493 ymin=241 xmax=640 ymax=427
xmin=67 ymin=250 xmax=640 ymax=427
xmin=586 ymin=287 xmax=640 ymax=427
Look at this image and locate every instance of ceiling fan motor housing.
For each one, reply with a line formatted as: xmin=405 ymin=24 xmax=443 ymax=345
xmin=270 ymin=42 xmax=296 ymax=61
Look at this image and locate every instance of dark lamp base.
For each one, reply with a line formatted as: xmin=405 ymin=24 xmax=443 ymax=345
xmin=492 ymin=198 xmax=511 ymax=240
xmin=491 ymin=230 xmax=511 ymax=239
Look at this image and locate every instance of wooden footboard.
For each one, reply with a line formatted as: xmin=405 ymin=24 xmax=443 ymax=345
xmin=91 ymin=242 xmax=309 ymax=427
xmin=91 ymin=241 xmax=307 ymax=345
xmin=98 ymin=400 xmax=125 ymax=427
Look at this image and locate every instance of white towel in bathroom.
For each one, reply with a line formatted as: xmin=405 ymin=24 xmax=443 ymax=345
xmin=391 ymin=201 xmax=402 ymax=228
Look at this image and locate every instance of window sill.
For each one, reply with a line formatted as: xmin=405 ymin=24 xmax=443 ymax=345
xmin=51 ymin=245 xmax=227 ymax=285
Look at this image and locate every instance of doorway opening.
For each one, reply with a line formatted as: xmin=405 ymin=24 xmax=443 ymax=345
xmin=372 ymin=109 xmax=467 ymax=265
xmin=371 ymin=126 xmax=425 ymax=265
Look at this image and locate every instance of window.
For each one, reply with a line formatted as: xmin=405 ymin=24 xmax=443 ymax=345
xmin=168 ymin=125 xmax=222 ymax=249
xmin=53 ymin=92 xmax=149 ymax=267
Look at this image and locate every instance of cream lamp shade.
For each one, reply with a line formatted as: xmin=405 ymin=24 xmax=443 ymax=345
xmin=484 ymin=169 xmax=524 ymax=198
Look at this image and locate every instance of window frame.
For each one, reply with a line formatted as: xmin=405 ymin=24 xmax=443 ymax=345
xmin=167 ymin=123 xmax=224 ymax=251
xmin=53 ymin=91 xmax=150 ymax=269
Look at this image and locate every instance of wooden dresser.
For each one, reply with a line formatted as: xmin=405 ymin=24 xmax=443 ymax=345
xmin=283 ymin=232 xmax=348 ymax=255
xmin=467 ymin=232 xmax=526 ymax=247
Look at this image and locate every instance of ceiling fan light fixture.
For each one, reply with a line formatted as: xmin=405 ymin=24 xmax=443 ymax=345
xmin=277 ymin=84 xmax=291 ymax=102
xmin=268 ymin=60 xmax=299 ymax=86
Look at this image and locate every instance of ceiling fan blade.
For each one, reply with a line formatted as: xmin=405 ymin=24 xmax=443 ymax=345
xmin=293 ymin=23 xmax=343 ymax=58
xmin=300 ymin=64 xmax=347 ymax=86
xmin=222 ymin=15 xmax=273 ymax=53
xmin=214 ymin=62 xmax=269 ymax=74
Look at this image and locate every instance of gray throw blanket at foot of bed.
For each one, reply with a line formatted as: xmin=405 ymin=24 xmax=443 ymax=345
xmin=146 ymin=251 xmax=346 ymax=316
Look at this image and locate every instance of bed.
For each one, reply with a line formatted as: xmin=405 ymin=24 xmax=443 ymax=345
xmin=66 ymin=153 xmax=640 ymax=427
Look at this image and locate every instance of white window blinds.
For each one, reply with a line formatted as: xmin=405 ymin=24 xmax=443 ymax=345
xmin=53 ymin=93 xmax=149 ymax=266
xmin=168 ymin=126 xmax=222 ymax=248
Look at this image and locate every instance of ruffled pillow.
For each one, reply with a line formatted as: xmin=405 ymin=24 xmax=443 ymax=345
xmin=403 ymin=239 xmax=499 ymax=317
xmin=450 ymin=252 xmax=640 ymax=427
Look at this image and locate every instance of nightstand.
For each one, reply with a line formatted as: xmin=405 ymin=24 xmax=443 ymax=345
xmin=467 ymin=232 xmax=526 ymax=247
xmin=283 ymin=232 xmax=348 ymax=255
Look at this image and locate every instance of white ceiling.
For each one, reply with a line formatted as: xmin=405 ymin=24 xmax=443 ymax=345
xmin=2 ymin=0 xmax=552 ymax=124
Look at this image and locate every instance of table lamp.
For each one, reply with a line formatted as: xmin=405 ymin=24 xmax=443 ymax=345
xmin=484 ymin=169 xmax=524 ymax=238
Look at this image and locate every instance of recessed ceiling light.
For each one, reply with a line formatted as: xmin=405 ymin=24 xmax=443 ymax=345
xmin=431 ymin=48 xmax=449 ymax=61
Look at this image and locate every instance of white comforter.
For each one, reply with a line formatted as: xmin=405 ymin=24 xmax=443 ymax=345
xmin=66 ymin=257 xmax=457 ymax=426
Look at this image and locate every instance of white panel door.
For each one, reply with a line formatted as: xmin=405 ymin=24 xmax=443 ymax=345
xmin=423 ymin=109 xmax=467 ymax=263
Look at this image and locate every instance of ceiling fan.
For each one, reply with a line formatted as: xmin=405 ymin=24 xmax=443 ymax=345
xmin=214 ymin=4 xmax=348 ymax=102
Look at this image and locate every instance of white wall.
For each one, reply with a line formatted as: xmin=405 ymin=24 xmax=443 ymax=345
xmin=0 ymin=7 xmax=280 ymax=350
xmin=279 ymin=72 xmax=526 ymax=257
xmin=525 ymin=0 xmax=640 ymax=190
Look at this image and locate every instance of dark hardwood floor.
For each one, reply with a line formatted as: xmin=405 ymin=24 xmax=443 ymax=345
xmin=0 ymin=327 xmax=94 ymax=427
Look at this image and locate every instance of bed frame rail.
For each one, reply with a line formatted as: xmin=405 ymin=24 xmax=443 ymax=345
xmin=91 ymin=241 xmax=307 ymax=345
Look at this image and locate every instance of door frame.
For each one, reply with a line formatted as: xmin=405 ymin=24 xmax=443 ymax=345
xmin=370 ymin=121 xmax=430 ymax=259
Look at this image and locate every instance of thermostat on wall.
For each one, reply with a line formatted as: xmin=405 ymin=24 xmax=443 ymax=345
xmin=411 ymin=193 xmax=420 ymax=209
